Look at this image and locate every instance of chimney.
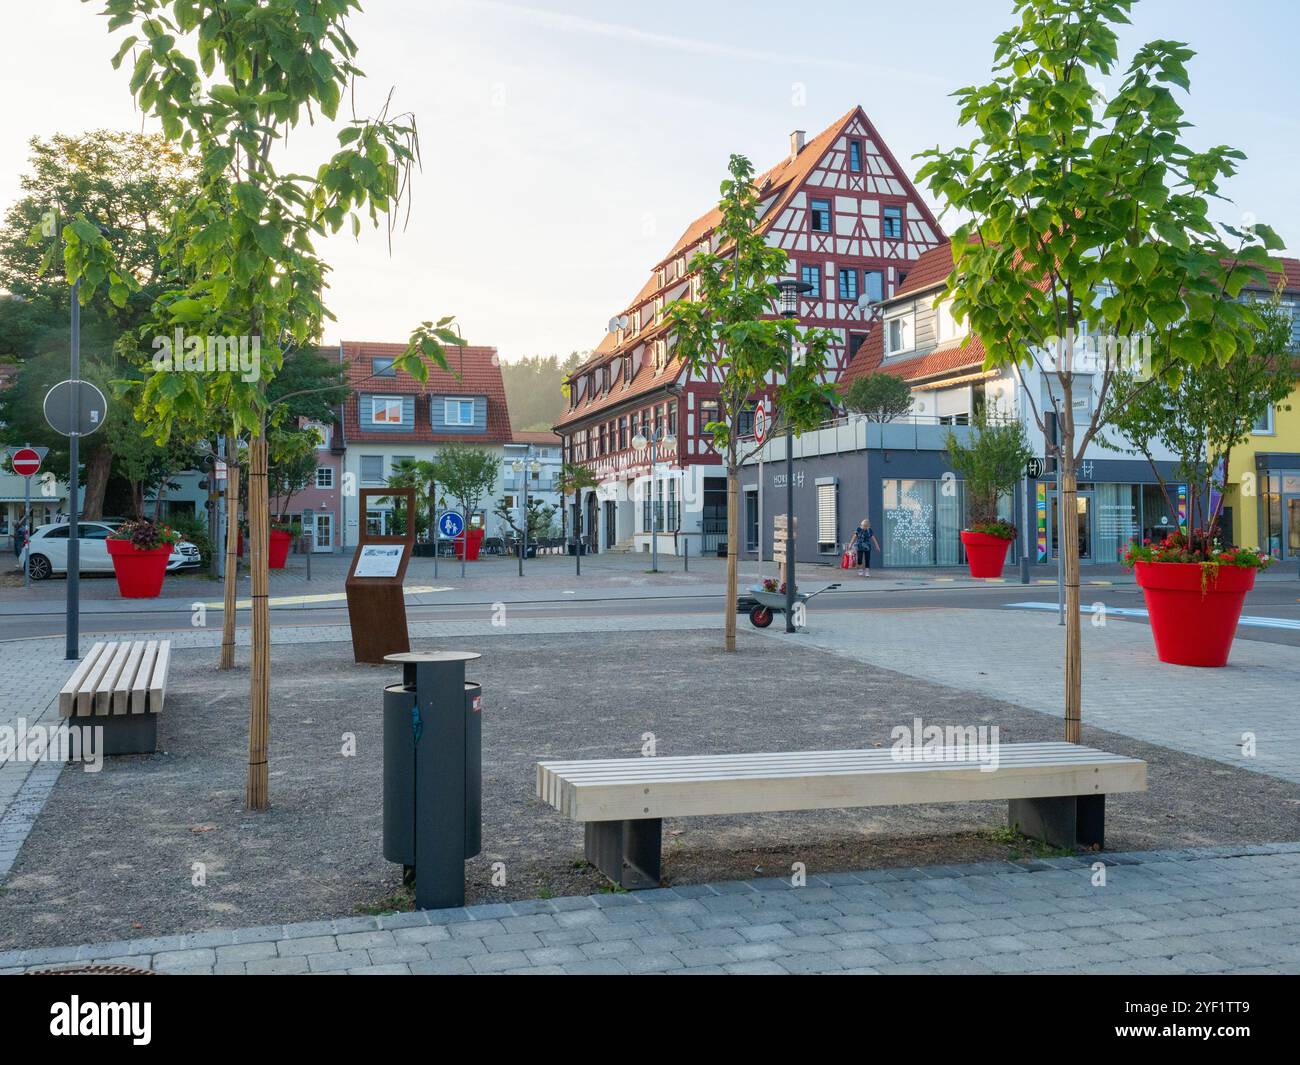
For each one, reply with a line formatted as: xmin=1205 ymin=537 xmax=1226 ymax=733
xmin=790 ymin=129 xmax=806 ymax=159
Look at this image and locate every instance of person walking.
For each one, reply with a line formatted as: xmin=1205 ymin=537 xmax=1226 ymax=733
xmin=848 ymin=518 xmax=880 ymax=576
xmin=13 ymin=512 xmax=27 ymax=560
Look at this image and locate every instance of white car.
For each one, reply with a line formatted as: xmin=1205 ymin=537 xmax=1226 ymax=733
xmin=21 ymin=521 xmax=201 ymax=581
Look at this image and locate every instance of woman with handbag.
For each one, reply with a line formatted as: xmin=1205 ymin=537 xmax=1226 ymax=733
xmin=848 ymin=518 xmax=880 ymax=576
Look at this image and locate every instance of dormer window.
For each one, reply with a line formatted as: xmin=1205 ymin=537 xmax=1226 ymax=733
xmin=444 ymin=398 xmax=475 ymax=426
xmin=372 ymin=357 xmax=396 ymax=377
xmin=372 ymin=397 xmax=403 ymax=424
xmin=885 ymin=311 xmax=915 ymax=357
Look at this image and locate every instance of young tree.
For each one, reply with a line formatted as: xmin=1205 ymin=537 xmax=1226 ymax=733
xmin=430 ymin=445 xmax=500 ymax=530
xmin=1102 ymin=302 xmax=1295 ymax=538
xmin=493 ymin=496 xmax=558 ymax=542
xmin=667 ymin=154 xmax=838 ymax=652
xmin=916 ymin=0 xmax=1280 ymax=742
xmin=79 ymin=0 xmax=462 ymax=809
xmin=841 ymin=371 xmax=914 ymax=422
xmin=386 ymin=457 xmax=437 ymax=540
xmin=945 ymin=413 xmax=1033 ymax=529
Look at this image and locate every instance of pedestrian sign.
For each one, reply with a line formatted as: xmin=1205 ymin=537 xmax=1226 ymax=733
xmin=437 ymin=511 xmax=465 ymax=539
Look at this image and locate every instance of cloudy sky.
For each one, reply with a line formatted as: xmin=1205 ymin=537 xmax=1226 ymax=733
xmin=2 ymin=0 xmax=1295 ymax=361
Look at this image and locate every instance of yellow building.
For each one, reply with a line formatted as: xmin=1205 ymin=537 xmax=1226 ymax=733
xmin=1224 ymin=258 xmax=1300 ymax=559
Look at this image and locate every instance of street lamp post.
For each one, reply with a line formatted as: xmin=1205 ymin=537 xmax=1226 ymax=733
xmin=631 ymin=424 xmax=676 ymax=573
xmin=511 ymin=449 xmax=541 ymax=576
xmin=775 ymin=278 xmax=812 ymax=634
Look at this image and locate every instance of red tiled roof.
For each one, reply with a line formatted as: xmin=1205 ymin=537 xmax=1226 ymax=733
xmin=841 ymin=318 xmax=987 ymax=390
xmin=341 ymin=341 xmax=513 ymax=444
xmin=559 ymin=105 xmax=943 ymax=432
xmin=894 ymin=242 xmax=957 ymax=299
xmin=510 ymin=430 xmax=561 ymax=445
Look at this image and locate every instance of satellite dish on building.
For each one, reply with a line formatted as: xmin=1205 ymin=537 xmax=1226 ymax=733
xmin=607 ymin=315 xmax=629 ymax=334
xmin=856 ymin=294 xmax=875 ymax=316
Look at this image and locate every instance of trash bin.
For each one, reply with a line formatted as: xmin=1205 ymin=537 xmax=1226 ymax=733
xmin=381 ymin=651 xmax=483 ymax=909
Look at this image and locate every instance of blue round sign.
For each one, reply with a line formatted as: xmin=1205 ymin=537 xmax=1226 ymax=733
xmin=437 ymin=511 xmax=465 ymax=539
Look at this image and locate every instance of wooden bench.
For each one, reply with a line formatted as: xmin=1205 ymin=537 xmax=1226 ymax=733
xmin=538 ymin=742 xmax=1147 ymax=889
xmin=59 ymin=640 xmax=171 ymax=755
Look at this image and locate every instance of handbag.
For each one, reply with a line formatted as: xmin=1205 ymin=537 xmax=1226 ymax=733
xmin=840 ymin=546 xmax=854 ymax=569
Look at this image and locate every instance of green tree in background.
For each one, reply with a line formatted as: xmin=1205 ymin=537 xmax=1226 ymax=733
xmin=500 ymin=351 xmax=586 ymax=430
xmin=841 ymin=371 xmax=914 ymax=422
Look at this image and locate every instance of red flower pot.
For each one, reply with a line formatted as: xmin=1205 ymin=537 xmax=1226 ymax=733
xmin=454 ymin=527 xmax=485 ymax=561
xmin=1134 ymin=561 xmax=1256 ymax=667
xmin=960 ymin=529 xmax=1013 ymax=578
xmin=268 ymin=529 xmax=292 ymax=569
xmin=106 ymin=538 xmax=171 ymax=598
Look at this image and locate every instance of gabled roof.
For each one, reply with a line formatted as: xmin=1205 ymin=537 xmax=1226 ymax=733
xmin=341 ymin=341 xmax=513 ymax=444
xmin=557 ymin=105 xmax=942 ymax=432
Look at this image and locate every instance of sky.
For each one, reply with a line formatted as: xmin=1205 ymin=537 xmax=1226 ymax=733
xmin=1 ymin=0 xmax=1296 ymax=363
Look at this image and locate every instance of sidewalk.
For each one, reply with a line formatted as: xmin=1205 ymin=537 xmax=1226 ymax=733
xmin=4 ymin=844 xmax=1297 ymax=974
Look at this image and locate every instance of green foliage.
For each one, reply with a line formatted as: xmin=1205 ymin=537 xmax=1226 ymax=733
xmin=1102 ymin=302 xmax=1296 ymax=532
xmin=914 ymin=0 xmax=1282 ymax=465
xmin=841 ymin=372 xmax=914 ymax=422
xmin=386 ymin=458 xmax=437 ymax=540
xmin=501 ymin=353 xmax=586 ymax=431
xmin=667 ymin=154 xmax=839 ymax=460
xmin=555 ymin=462 xmax=599 ymax=500
xmin=169 ymin=512 xmax=214 ymax=564
xmin=493 ymin=496 xmax=558 ymax=541
xmin=1123 ymin=528 xmax=1272 ymax=570
xmin=74 ymin=0 xmax=457 ymax=446
xmin=428 ymin=444 xmax=500 ymax=525
xmin=945 ymin=414 xmax=1033 ymax=527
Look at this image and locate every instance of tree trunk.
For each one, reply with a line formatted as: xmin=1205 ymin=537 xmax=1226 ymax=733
xmin=725 ymin=466 xmax=739 ymax=652
xmin=1061 ymin=456 xmax=1082 ymax=744
xmin=220 ymin=451 xmax=240 ymax=671
xmin=246 ymin=434 xmax=270 ymax=809
xmin=81 ymin=445 xmax=112 ymax=521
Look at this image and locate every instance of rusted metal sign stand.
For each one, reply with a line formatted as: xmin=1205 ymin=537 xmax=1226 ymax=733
xmin=346 ymin=487 xmax=415 ymax=664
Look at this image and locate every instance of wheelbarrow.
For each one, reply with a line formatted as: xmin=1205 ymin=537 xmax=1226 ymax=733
xmin=739 ymin=582 xmax=840 ymax=628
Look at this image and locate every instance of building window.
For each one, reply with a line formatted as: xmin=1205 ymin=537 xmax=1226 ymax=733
xmin=315 ymin=467 xmax=334 ymax=489
xmin=360 ymin=455 xmax=385 ymax=485
xmin=1252 ymin=405 xmax=1274 ymax=434
xmin=372 ymin=396 xmax=403 ymax=424
xmin=810 ymin=199 xmax=831 ymax=233
xmin=391 ymin=455 xmax=414 ymax=476
xmin=699 ymin=400 xmax=720 ymax=435
xmin=848 ymin=332 xmax=869 ymax=359
xmin=882 ymin=205 xmax=903 ymax=239
xmin=445 ymin=398 xmax=475 ymax=426
xmin=737 ymin=406 xmax=756 ymax=439
xmin=618 ymin=416 xmax=628 ymax=450
xmin=838 ymin=269 xmax=859 ymax=301
xmin=885 ymin=312 xmax=915 ymax=356
xmin=800 ymin=263 xmax=821 ymax=298
xmin=849 ymin=141 xmax=862 ymax=173
xmin=864 ymin=270 xmax=884 ymax=304
xmin=372 ymin=357 xmax=396 ymax=377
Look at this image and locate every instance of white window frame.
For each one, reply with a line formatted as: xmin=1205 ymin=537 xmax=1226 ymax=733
xmin=359 ymin=455 xmax=385 ymax=485
xmin=1252 ymin=404 xmax=1274 ymax=435
xmin=315 ymin=466 xmax=334 ymax=489
xmin=372 ymin=396 xmax=403 ymax=425
xmin=936 ymin=299 xmax=961 ymax=344
xmin=444 ymin=398 xmax=475 ymax=426
xmin=885 ymin=311 xmax=915 ymax=357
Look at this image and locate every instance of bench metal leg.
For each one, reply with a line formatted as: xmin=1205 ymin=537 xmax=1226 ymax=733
xmin=1008 ymin=794 xmax=1105 ymax=850
xmin=584 ymin=818 xmax=661 ymax=890
xmin=67 ymin=715 xmax=158 ymax=758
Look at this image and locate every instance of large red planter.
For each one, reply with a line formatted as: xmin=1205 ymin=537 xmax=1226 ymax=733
xmin=106 ymin=538 xmax=171 ymax=598
xmin=1134 ymin=561 xmax=1256 ymax=667
xmin=454 ymin=527 xmax=485 ymax=561
xmin=960 ymin=529 xmax=1013 ymax=578
xmin=268 ymin=529 xmax=292 ymax=569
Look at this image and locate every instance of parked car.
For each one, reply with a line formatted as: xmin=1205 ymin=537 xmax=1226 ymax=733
xmin=21 ymin=520 xmax=201 ymax=581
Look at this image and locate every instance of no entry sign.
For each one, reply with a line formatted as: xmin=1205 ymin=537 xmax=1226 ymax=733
xmin=8 ymin=447 xmax=42 ymax=477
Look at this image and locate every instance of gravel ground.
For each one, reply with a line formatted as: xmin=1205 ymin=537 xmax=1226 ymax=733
xmin=2 ymin=630 xmax=1298 ymax=950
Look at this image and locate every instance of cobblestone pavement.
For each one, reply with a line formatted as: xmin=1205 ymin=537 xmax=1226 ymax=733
xmin=772 ymin=607 xmax=1300 ymax=785
xmin=3 ymin=844 xmax=1297 ymax=974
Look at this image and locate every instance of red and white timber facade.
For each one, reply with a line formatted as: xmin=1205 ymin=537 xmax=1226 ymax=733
xmin=555 ymin=105 xmax=944 ymax=555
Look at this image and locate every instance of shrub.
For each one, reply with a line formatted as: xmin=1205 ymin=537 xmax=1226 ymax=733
xmin=109 ymin=518 xmax=179 ymax=552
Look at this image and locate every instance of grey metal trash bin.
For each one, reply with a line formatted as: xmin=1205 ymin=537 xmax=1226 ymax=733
xmin=381 ymin=651 xmax=483 ymax=909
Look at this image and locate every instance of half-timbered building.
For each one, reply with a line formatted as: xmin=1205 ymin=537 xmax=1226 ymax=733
xmin=554 ymin=105 xmax=944 ymax=555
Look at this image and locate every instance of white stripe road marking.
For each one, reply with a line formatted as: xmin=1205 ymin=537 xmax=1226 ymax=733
xmin=1006 ymin=601 xmax=1300 ymax=631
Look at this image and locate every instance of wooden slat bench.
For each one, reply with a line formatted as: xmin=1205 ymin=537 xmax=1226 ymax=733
xmin=58 ymin=640 xmax=171 ymax=755
xmin=538 ymin=742 xmax=1147 ymax=889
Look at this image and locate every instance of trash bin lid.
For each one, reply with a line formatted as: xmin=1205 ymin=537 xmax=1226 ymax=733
xmin=384 ymin=651 xmax=482 ymax=664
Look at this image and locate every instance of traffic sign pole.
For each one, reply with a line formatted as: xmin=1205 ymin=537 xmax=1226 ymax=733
xmin=23 ymin=452 xmax=32 ymax=589
xmin=6 ymin=446 xmax=46 ymax=589
xmin=66 ymin=281 xmax=80 ymax=661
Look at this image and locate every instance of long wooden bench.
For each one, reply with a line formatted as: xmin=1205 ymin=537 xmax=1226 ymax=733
xmin=538 ymin=742 xmax=1147 ymax=889
xmin=58 ymin=640 xmax=171 ymax=755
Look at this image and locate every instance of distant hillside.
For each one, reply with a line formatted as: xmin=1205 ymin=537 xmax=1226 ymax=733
xmin=500 ymin=352 xmax=586 ymax=432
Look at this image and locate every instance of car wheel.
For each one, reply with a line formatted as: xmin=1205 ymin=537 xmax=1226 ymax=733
xmin=28 ymin=554 xmax=52 ymax=581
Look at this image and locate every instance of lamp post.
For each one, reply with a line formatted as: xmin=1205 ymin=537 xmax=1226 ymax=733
xmin=511 ymin=450 xmax=541 ymax=576
xmin=775 ymin=278 xmax=812 ymax=634
xmin=631 ymin=424 xmax=676 ymax=573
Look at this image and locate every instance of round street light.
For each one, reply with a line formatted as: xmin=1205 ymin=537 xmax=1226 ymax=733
xmin=631 ymin=431 xmax=647 ymax=451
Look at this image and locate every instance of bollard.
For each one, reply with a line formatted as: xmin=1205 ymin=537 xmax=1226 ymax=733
xmin=683 ymin=537 xmax=689 ymax=572
xmin=381 ymin=650 xmax=483 ymax=909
